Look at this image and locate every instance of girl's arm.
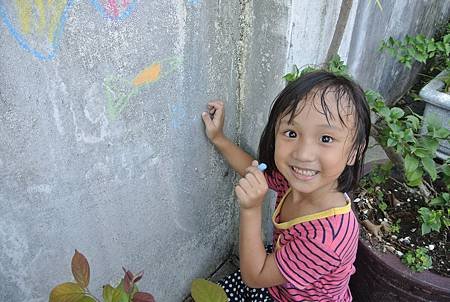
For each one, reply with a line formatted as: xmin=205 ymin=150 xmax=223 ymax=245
xmin=236 ymin=161 xmax=287 ymax=288
xmin=202 ymin=101 xmax=253 ymax=177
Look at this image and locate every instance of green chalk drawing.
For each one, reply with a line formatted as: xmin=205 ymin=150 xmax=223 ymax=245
xmin=103 ymin=56 xmax=182 ymax=121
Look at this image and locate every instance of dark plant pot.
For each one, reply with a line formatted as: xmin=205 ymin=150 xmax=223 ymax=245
xmin=350 ymin=237 xmax=450 ymax=301
xmin=349 ymin=160 xmax=450 ymax=301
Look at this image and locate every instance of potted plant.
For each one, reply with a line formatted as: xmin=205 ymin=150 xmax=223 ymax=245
xmin=350 ymin=88 xmax=450 ymax=301
xmin=49 ymin=250 xmax=155 ymax=302
xmin=284 ymin=54 xmax=450 ymax=301
xmin=380 ymin=21 xmax=450 ymax=159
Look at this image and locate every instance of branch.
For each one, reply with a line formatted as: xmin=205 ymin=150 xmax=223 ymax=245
xmin=370 ymin=126 xmax=406 ymax=182
xmin=325 ymin=0 xmax=353 ymax=63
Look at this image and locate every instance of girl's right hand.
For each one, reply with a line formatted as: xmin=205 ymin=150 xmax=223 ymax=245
xmin=201 ymin=100 xmax=225 ymax=143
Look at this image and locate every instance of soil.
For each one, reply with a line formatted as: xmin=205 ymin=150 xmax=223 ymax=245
xmin=353 ymin=174 xmax=450 ymax=277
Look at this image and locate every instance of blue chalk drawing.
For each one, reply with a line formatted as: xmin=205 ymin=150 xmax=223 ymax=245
xmin=170 ymin=103 xmax=187 ymax=129
xmin=187 ymin=0 xmax=201 ymax=6
xmin=0 ymin=1 xmax=74 ymax=61
xmin=0 ymin=0 xmax=137 ymax=61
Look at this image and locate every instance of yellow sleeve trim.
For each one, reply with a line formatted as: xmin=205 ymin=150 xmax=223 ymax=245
xmin=272 ymin=188 xmax=351 ymax=230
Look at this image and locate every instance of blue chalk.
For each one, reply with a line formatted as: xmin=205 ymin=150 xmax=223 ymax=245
xmin=257 ymin=163 xmax=267 ymax=172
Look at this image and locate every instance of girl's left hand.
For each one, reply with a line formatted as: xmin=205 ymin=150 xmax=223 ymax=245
xmin=235 ymin=161 xmax=268 ymax=210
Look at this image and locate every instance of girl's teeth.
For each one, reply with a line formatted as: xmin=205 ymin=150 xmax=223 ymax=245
xmin=292 ymin=167 xmax=317 ymax=176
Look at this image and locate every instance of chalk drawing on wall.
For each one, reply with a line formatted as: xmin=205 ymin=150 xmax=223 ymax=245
xmin=104 ymin=56 xmax=182 ymax=120
xmin=187 ymin=0 xmax=201 ymax=6
xmin=169 ymin=102 xmax=199 ymax=130
xmin=89 ymin=0 xmax=136 ymax=20
xmin=0 ymin=0 xmax=73 ymax=60
xmin=0 ymin=0 xmax=136 ymax=61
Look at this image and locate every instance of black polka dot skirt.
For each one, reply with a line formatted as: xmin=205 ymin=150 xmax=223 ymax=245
xmin=217 ymin=270 xmax=274 ymax=302
xmin=217 ymin=245 xmax=274 ymax=302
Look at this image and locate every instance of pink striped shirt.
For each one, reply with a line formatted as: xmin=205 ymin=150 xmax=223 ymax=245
xmin=266 ymin=171 xmax=359 ymax=302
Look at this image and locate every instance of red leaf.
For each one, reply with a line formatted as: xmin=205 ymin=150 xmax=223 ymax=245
xmin=133 ymin=271 xmax=144 ymax=283
xmin=132 ymin=292 xmax=155 ymax=302
xmin=123 ymin=268 xmax=133 ymax=293
xmin=71 ymin=250 xmax=90 ymax=288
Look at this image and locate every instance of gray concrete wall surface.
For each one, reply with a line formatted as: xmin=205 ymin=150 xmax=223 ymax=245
xmin=1 ymin=0 xmax=449 ymax=301
xmin=0 ymin=1 xmax=240 ymax=301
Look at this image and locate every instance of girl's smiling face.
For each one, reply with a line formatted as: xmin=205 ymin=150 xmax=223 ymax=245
xmin=274 ymin=90 xmax=356 ymax=197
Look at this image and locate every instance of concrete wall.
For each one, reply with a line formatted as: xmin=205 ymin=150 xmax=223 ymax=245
xmin=1 ymin=1 xmax=449 ymax=301
xmin=0 ymin=1 xmax=240 ymax=301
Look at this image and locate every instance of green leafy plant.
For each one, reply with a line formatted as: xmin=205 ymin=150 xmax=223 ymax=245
xmin=366 ymin=90 xmax=449 ymax=190
xmin=49 ymin=250 xmax=155 ymax=302
xmin=419 ymin=192 xmax=450 ymax=235
xmin=378 ymin=201 xmax=388 ymax=214
xmin=418 ymin=207 xmax=443 ymax=235
xmin=283 ymin=64 xmax=317 ymax=82
xmin=402 ymin=247 xmax=433 ymax=272
xmin=191 ymin=279 xmax=227 ymax=302
xmin=380 ymin=22 xmax=450 ymax=91
xmin=390 ymin=219 xmax=401 ymax=234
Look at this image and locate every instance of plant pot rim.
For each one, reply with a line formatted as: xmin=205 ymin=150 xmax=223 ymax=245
xmin=419 ymin=69 xmax=450 ymax=110
xmin=356 ymin=159 xmax=450 ymax=293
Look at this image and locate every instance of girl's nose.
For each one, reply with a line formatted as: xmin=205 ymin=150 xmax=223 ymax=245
xmin=292 ymin=140 xmax=316 ymax=162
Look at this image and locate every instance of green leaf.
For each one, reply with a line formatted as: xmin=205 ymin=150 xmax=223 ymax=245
xmin=421 ymin=223 xmax=432 ymax=235
xmin=413 ymin=147 xmax=430 ymax=158
xmin=435 ymin=127 xmax=450 ymax=139
xmin=422 ymin=157 xmax=437 ymax=181
xmin=419 ymin=137 xmax=439 ymax=154
xmin=442 ymin=216 xmax=450 ymax=227
xmin=103 ymin=285 xmax=124 ymax=302
xmin=416 ymin=53 xmax=427 ymax=63
xmin=406 ymin=169 xmax=423 ymax=187
xmin=387 ymin=138 xmax=396 ymax=147
xmin=416 ymin=35 xmax=425 ymax=43
xmin=442 ymin=192 xmax=450 ymax=202
xmin=406 ymin=115 xmax=420 ymax=130
xmin=427 ymin=43 xmax=436 ymax=52
xmin=379 ymin=106 xmax=391 ymax=117
xmin=49 ymin=282 xmax=87 ymax=302
xmin=418 ymin=207 xmax=430 ymax=216
xmin=429 ymin=197 xmax=444 ymax=207
xmin=115 ymin=280 xmax=132 ymax=302
xmin=426 ymin=114 xmax=441 ymax=132
xmin=404 ymin=155 xmax=419 ymax=173
xmin=403 ymin=128 xmax=415 ymax=142
xmin=191 ymin=279 xmax=228 ymax=302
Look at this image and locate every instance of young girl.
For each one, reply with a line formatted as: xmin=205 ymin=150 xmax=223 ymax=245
xmin=201 ymin=70 xmax=371 ymax=302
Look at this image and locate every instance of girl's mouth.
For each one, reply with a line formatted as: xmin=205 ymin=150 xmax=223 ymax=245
xmin=291 ymin=166 xmax=319 ymax=180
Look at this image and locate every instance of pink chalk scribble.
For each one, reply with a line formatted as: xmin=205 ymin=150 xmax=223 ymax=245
xmin=103 ymin=0 xmax=133 ymax=18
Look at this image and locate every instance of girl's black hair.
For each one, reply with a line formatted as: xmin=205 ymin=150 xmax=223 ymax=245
xmin=258 ymin=70 xmax=371 ymax=193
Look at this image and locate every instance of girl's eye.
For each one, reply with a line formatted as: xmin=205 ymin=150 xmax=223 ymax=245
xmin=283 ymin=130 xmax=297 ymax=138
xmin=321 ymin=135 xmax=333 ymax=143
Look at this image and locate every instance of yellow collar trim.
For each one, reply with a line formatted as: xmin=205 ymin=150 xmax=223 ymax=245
xmin=272 ymin=188 xmax=351 ymax=229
